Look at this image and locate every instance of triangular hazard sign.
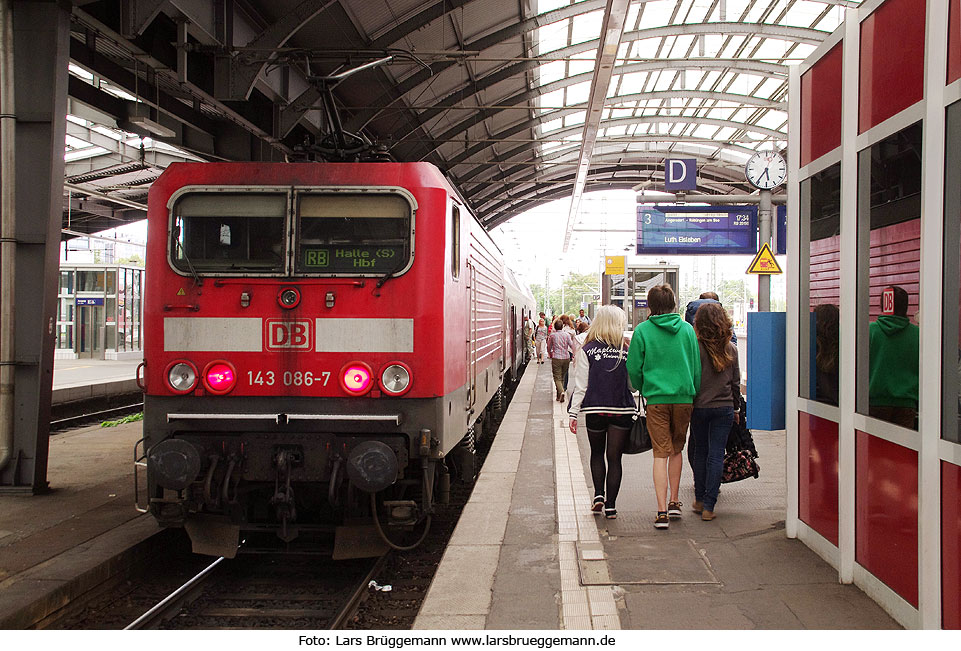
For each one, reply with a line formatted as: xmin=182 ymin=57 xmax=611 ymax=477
xmin=746 ymin=242 xmax=782 ymax=275
xmin=177 ymin=287 xmax=186 ymax=296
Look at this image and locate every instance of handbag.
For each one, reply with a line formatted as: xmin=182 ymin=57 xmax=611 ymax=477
xmin=722 ymin=449 xmax=760 ymax=483
xmin=624 ymin=397 xmax=651 ymax=455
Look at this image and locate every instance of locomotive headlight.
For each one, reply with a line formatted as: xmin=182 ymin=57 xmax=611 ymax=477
xmin=203 ymin=361 xmax=237 ymax=394
xmin=167 ymin=362 xmax=198 ymax=393
xmin=278 ymin=287 xmax=301 ymax=309
xmin=340 ymin=362 xmax=373 ymax=395
xmin=380 ymin=363 xmax=411 ymax=396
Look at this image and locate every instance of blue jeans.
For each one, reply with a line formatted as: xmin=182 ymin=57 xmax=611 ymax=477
xmin=689 ymin=406 xmax=734 ymax=511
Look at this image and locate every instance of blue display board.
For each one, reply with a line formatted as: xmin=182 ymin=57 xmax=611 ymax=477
xmin=776 ymin=204 xmax=787 ymax=255
xmin=636 ymin=205 xmax=758 ymax=255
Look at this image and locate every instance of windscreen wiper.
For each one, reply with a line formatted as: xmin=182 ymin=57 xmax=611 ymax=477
xmin=176 ymin=239 xmax=203 ymax=287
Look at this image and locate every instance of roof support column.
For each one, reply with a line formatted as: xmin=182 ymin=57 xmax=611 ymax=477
xmin=0 ymin=0 xmax=70 ymax=492
xmin=561 ymin=0 xmax=629 ymax=252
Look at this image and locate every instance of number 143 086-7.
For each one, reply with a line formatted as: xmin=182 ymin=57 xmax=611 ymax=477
xmin=247 ymin=370 xmax=330 ymax=387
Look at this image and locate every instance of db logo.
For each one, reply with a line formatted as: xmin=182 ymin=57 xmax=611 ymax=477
xmin=882 ymin=288 xmax=895 ymax=315
xmin=266 ymin=319 xmax=312 ymax=350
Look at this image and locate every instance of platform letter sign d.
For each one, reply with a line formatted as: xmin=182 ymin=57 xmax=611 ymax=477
xmin=664 ymin=158 xmax=696 ymax=191
xmin=266 ymin=319 xmax=312 ymax=350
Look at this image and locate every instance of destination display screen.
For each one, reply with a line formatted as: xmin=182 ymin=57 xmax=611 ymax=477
xmin=295 ymin=193 xmax=412 ymax=275
xmin=636 ymin=205 xmax=758 ymax=255
xmin=300 ymin=245 xmax=404 ymax=272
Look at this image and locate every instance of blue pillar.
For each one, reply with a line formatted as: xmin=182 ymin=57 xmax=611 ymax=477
xmin=747 ymin=311 xmax=786 ymax=430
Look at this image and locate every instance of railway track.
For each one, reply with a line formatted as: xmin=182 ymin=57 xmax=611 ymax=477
xmin=127 ymin=553 xmax=387 ymax=630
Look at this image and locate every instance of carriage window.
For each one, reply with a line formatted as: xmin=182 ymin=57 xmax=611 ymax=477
xmin=451 ymin=204 xmax=460 ymax=279
xmin=170 ymin=193 xmax=286 ymax=273
xmin=295 ymin=193 xmax=412 ymax=275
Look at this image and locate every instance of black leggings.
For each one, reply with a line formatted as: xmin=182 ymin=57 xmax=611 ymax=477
xmin=587 ymin=424 xmax=630 ymax=509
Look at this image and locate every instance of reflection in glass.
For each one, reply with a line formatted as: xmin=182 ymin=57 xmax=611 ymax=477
xmin=813 ymin=304 xmax=840 ymax=406
xmin=857 ymin=122 xmax=921 ymax=430
xmin=868 ymin=286 xmax=919 ymax=428
xmin=799 ymin=163 xmax=841 ymax=404
xmin=943 ymin=100 xmax=961 ymax=443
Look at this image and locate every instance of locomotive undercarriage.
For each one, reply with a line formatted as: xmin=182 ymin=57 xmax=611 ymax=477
xmin=139 ymin=393 xmax=479 ymax=558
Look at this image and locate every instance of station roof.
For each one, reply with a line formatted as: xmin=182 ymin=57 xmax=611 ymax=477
xmin=61 ymin=0 xmax=858 ymax=237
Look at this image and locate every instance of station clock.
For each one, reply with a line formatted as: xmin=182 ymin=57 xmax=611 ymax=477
xmin=745 ymin=151 xmax=787 ymax=190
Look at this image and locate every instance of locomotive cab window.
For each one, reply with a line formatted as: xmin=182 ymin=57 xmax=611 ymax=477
xmin=170 ymin=192 xmax=286 ymax=274
xmin=295 ymin=193 xmax=412 ymax=275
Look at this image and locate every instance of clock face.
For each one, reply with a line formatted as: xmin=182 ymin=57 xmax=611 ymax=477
xmin=745 ymin=152 xmax=787 ymax=189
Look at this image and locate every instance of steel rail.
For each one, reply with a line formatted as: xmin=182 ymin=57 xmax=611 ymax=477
xmin=327 ymin=554 xmax=389 ymax=630
xmin=124 ymin=556 xmax=226 ymax=630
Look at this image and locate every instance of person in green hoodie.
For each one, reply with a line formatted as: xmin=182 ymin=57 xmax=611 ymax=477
xmin=868 ymin=285 xmax=919 ymax=429
xmin=627 ymin=284 xmax=701 ymax=530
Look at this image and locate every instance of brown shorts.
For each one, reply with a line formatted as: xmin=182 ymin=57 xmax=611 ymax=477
xmin=646 ymin=403 xmax=694 ymax=458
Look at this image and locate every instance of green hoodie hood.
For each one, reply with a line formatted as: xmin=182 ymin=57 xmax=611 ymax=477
xmin=876 ymin=315 xmax=910 ymax=336
xmin=647 ymin=312 xmax=682 ymax=334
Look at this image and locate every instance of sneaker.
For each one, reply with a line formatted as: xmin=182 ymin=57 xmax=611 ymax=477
xmin=591 ymin=496 xmax=605 ymax=514
xmin=701 ymin=510 xmax=716 ymax=521
xmin=654 ymin=512 xmax=669 ymax=529
xmin=692 ymin=501 xmax=703 ymax=514
xmin=604 ymin=508 xmax=617 ymax=519
xmin=667 ymin=501 xmax=683 ymax=518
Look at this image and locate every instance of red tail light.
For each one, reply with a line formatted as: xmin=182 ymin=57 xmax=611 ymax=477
xmin=340 ymin=362 xmax=373 ymax=395
xmin=203 ymin=361 xmax=237 ymax=394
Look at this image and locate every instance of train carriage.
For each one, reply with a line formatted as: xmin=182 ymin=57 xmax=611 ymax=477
xmin=137 ymin=162 xmax=533 ymax=557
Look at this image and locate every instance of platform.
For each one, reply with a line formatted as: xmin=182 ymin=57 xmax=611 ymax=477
xmin=52 ymin=358 xmax=142 ymax=405
xmin=414 ymin=363 xmax=900 ymax=630
xmin=0 ymin=420 xmax=158 ymax=628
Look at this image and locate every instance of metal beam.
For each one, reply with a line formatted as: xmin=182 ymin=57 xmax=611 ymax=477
xmin=214 ymin=0 xmax=331 ymax=100
xmin=0 ymin=0 xmax=70 ymax=492
xmin=64 ymin=182 xmax=149 ymax=211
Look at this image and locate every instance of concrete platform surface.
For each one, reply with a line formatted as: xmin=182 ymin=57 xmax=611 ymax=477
xmin=415 ymin=363 xmax=900 ymax=630
xmin=0 ymin=420 xmax=158 ymax=628
xmin=51 ymin=358 xmax=143 ymax=406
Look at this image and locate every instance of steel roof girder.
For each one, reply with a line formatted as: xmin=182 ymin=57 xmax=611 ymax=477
xmin=213 ymin=0 xmax=330 ymax=101
xmin=343 ymin=0 xmax=607 ymax=132
xmin=119 ymin=0 xmax=167 ymax=38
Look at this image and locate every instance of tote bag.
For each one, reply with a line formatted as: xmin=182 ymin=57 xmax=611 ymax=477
xmin=624 ymin=397 xmax=651 ymax=455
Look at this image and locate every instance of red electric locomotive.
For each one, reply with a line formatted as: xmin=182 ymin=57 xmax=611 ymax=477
xmin=136 ymin=162 xmax=534 ymax=557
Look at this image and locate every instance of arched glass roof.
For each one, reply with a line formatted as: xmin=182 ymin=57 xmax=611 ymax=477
xmin=62 ymin=0 xmax=860 ymax=234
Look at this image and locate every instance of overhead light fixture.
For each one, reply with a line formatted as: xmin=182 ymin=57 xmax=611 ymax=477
xmin=128 ymin=115 xmax=175 ymax=138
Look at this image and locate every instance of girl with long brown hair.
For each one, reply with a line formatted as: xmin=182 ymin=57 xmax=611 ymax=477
xmin=689 ymin=302 xmax=741 ymax=521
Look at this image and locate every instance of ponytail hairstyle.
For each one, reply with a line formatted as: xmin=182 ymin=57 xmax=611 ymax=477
xmin=694 ymin=302 xmax=735 ymax=372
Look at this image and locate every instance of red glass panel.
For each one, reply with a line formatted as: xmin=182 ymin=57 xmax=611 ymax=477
xmin=855 ymin=431 xmax=918 ymax=606
xmin=801 ymin=43 xmax=843 ymax=167
xmin=950 ymin=0 xmax=961 ymax=84
xmin=799 ymin=412 xmax=839 ymax=544
xmin=944 ymin=461 xmax=961 ymax=629
xmin=859 ymin=0 xmax=926 ymax=132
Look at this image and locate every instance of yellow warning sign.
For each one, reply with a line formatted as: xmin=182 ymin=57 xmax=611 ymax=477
xmin=604 ymin=255 xmax=625 ymax=275
xmin=177 ymin=288 xmax=186 ymax=296
xmin=746 ymin=243 xmax=782 ymax=275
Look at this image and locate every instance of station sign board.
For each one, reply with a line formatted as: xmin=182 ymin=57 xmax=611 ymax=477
xmin=636 ymin=205 xmax=758 ymax=255
xmin=75 ymin=297 xmax=105 ymax=306
xmin=664 ymin=159 xmax=697 ymax=191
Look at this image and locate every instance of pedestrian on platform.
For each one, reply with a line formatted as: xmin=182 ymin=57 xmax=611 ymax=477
xmin=689 ymin=302 xmax=740 ymax=522
xmin=627 ymin=284 xmax=700 ymax=530
xmin=578 ymin=309 xmax=592 ymax=326
xmin=534 ymin=318 xmax=549 ymax=363
xmin=568 ymin=305 xmax=636 ymax=519
xmin=548 ymin=318 xmax=576 ymax=402
xmin=685 ymin=291 xmax=737 ymax=345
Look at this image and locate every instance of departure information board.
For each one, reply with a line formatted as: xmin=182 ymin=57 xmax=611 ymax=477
xmin=636 ymin=205 xmax=758 ymax=255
